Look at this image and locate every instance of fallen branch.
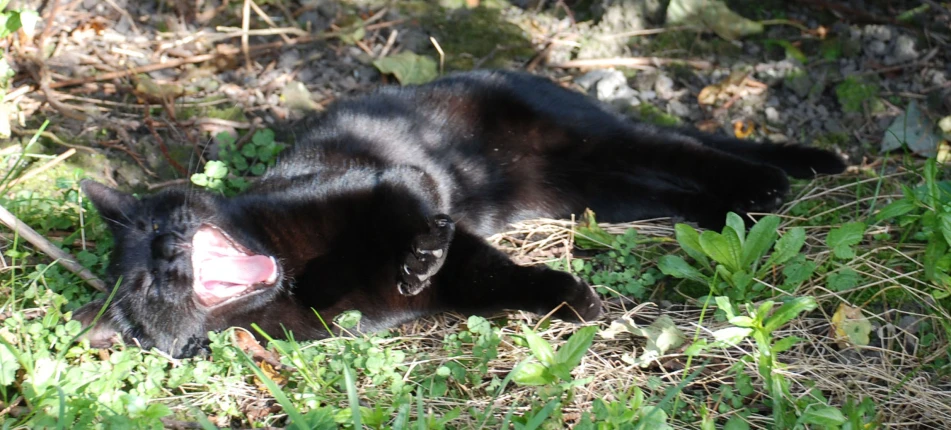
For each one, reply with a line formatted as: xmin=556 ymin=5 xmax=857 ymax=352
xmin=0 ymin=203 xmax=107 ymax=292
xmin=549 ymin=57 xmax=713 ymax=70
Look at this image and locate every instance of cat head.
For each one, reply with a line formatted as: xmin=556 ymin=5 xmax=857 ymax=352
xmin=75 ymin=180 xmax=283 ymax=357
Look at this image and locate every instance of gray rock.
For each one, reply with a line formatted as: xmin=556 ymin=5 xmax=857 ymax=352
xmin=639 ymin=90 xmax=657 ymax=101
xmin=575 ymin=69 xmax=619 ymax=92
xmin=816 ymin=105 xmax=829 ymax=117
xmin=654 ymin=74 xmax=675 ymax=100
xmin=863 ymin=25 xmax=892 ymax=41
xmin=824 ymin=118 xmax=845 ymax=134
xmin=667 ymin=99 xmax=690 ymax=118
xmin=887 ymin=35 xmax=918 ymax=65
xmin=866 ymin=40 xmax=887 ymax=56
xmin=765 ymin=107 xmax=780 ymax=124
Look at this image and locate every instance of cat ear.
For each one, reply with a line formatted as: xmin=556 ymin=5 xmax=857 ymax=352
xmin=81 ymin=180 xmax=139 ymax=231
xmin=73 ymin=300 xmax=121 ymax=348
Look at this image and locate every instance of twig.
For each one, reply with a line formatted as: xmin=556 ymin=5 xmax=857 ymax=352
xmin=248 ymin=0 xmax=293 ymax=44
xmin=49 ymin=34 xmax=328 ymax=90
xmin=366 ymin=19 xmax=407 ymax=31
xmin=144 ymin=117 xmax=188 ymax=176
xmin=242 ymin=0 xmax=253 ymax=72
xmin=7 ymin=149 xmax=76 ymax=189
xmin=598 ymin=26 xmax=689 ymax=39
xmin=0 ymin=204 xmax=107 ymax=292
xmin=48 ymin=53 xmax=217 ymax=89
xmin=378 ymin=29 xmax=398 ymax=59
xmin=549 ymin=57 xmax=713 ymax=70
xmin=146 ymin=178 xmax=191 ymax=190
xmin=922 ymin=0 xmax=951 ymax=20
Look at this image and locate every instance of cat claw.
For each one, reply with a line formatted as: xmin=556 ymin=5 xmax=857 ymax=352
xmin=398 ymin=214 xmax=455 ymax=296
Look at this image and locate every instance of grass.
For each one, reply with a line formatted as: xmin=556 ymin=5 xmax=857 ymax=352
xmin=1 ymin=130 xmax=950 ymax=429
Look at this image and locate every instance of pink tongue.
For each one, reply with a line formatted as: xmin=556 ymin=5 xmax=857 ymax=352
xmin=201 ymin=255 xmax=276 ymax=286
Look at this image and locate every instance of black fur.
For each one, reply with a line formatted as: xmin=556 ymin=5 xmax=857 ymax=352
xmin=76 ymin=70 xmax=845 ymax=357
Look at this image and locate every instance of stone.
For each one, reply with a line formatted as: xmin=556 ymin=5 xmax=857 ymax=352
xmin=887 ymin=34 xmax=918 ymax=65
xmin=765 ymin=107 xmax=780 ymax=124
xmin=866 ymin=40 xmax=887 ymax=56
xmin=654 ymin=74 xmax=675 ymax=100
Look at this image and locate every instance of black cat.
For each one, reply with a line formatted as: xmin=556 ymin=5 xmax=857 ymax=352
xmin=76 ymin=70 xmax=845 ymax=358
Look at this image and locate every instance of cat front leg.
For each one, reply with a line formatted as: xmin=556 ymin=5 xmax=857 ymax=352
xmin=429 ymin=229 xmax=602 ymax=322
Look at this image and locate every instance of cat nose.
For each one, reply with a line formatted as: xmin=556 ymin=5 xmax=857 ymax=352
xmin=151 ymin=234 xmax=181 ymax=260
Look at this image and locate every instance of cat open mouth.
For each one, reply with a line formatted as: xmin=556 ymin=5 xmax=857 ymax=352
xmin=191 ymin=224 xmax=279 ymax=307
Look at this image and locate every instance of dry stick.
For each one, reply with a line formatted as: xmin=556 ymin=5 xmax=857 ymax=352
xmin=247 ymin=0 xmax=293 ymax=44
xmin=48 ymin=34 xmax=328 ymax=90
xmin=242 ymin=0 xmax=253 ymax=72
xmin=549 ymin=57 xmax=713 ymax=70
xmin=48 ymin=53 xmax=217 ymax=89
xmin=7 ymin=148 xmax=76 ymax=189
xmin=0 ymin=204 xmax=107 ymax=292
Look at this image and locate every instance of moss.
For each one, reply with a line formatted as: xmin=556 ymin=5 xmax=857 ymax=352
xmin=835 ymin=76 xmax=879 ymax=114
xmin=635 ymin=103 xmax=681 ymax=127
xmin=407 ymin=4 xmax=534 ymax=70
xmin=812 ymin=132 xmax=850 ymax=150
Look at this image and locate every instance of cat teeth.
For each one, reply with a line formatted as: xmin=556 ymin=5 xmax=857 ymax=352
xmin=431 ymin=249 xmax=444 ymax=258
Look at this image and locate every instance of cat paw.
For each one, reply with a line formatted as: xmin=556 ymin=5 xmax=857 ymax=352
xmin=723 ymin=165 xmax=789 ymax=215
xmin=771 ymin=144 xmax=847 ymax=179
xmin=544 ymin=272 xmax=602 ymax=322
xmin=397 ymin=214 xmax=455 ymax=296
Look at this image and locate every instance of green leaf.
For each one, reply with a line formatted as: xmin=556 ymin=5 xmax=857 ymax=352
xmin=511 ymin=361 xmax=554 ymax=386
xmin=637 ymin=406 xmax=672 ymax=430
xmin=190 ymin=173 xmax=209 ymax=187
xmin=827 ymin=222 xmax=867 ymax=260
xmin=657 ymin=255 xmax=709 ymax=284
xmin=666 ymin=0 xmax=764 ymax=41
xmin=742 ymin=215 xmax=780 ymax=267
xmin=334 ymin=310 xmax=362 ymax=329
xmin=881 ymin=101 xmax=940 ymax=157
xmin=521 ymin=326 xmax=555 ymax=366
xmin=215 ymin=131 xmax=236 ymax=146
xmin=252 ymin=129 xmax=275 ymax=147
xmin=712 ymin=326 xmax=752 ymax=346
xmin=715 ymin=296 xmax=736 ymax=319
xmin=781 ymin=254 xmax=816 ymax=288
xmin=683 ymin=339 xmax=708 ymax=356
xmin=725 ymin=212 xmax=746 ymax=245
xmin=729 ymin=316 xmax=754 ymax=328
xmin=574 ymin=209 xmax=616 ymax=249
xmin=204 ymin=160 xmax=229 ymax=179
xmin=801 ymin=406 xmax=847 ymax=426
xmin=764 ymin=297 xmax=817 ymax=333
xmin=675 ymin=223 xmax=709 ymax=265
xmin=765 ymin=39 xmax=808 ymax=63
xmin=766 ymin=227 xmax=806 ymax=267
xmin=554 ymin=326 xmax=597 ymax=370
xmin=939 ymin=213 xmax=951 ymax=248
xmin=828 ymin=268 xmax=860 ymax=292
xmin=241 ymin=142 xmax=258 ymax=158
xmin=724 ymin=415 xmax=750 ymax=430
xmin=700 ymin=230 xmax=742 ymax=272
xmin=372 ymin=51 xmax=439 ymax=86
xmin=875 ymin=199 xmax=916 ymax=222
xmin=771 ymin=336 xmax=803 ymax=353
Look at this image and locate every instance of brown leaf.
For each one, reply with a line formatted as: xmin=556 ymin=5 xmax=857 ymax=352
xmin=733 ymin=120 xmax=755 ymax=139
xmin=233 ymin=329 xmax=283 ymax=369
